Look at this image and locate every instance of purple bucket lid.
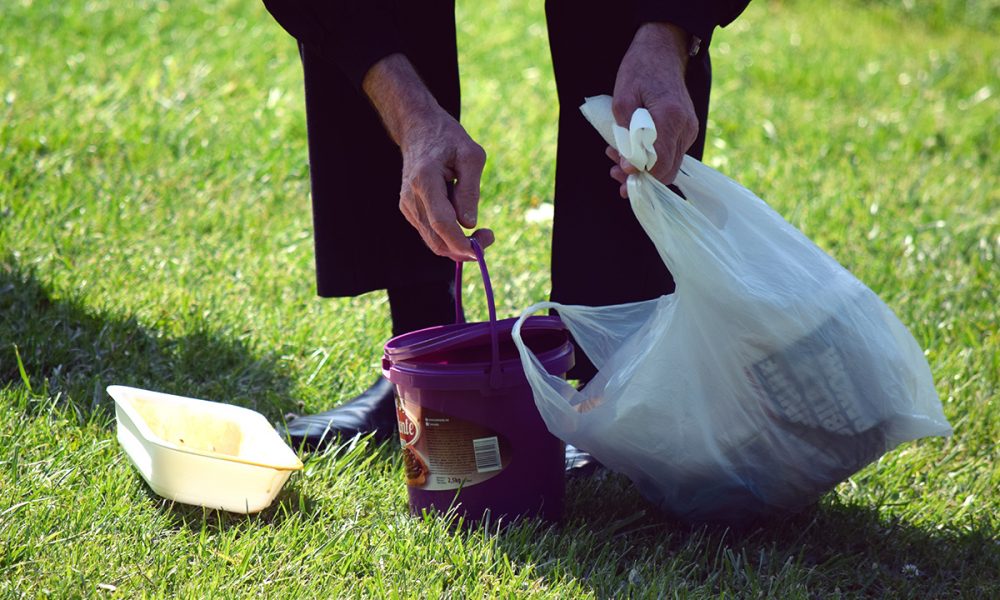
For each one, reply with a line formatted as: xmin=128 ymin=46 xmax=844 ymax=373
xmin=383 ymin=316 xmax=574 ymax=390
xmin=383 ymin=239 xmax=574 ymax=390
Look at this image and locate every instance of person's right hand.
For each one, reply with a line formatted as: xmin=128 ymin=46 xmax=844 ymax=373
xmin=363 ymin=54 xmax=494 ymax=261
xmin=607 ymin=22 xmax=698 ymax=198
xmin=398 ymin=110 xmax=494 ymax=262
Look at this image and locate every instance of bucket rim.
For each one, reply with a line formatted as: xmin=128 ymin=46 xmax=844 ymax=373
xmin=383 ymin=315 xmax=566 ymax=363
xmin=383 ymin=329 xmax=574 ymax=390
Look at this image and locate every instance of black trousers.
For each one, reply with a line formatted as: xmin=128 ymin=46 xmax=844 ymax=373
xmin=297 ymin=0 xmax=711 ymax=376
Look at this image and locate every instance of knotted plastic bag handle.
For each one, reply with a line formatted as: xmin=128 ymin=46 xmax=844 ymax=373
xmin=613 ymin=107 xmax=658 ymax=172
xmin=453 ymin=238 xmax=502 ymax=388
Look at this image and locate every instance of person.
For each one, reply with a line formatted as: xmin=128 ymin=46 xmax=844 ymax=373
xmin=261 ymin=0 xmax=750 ymax=459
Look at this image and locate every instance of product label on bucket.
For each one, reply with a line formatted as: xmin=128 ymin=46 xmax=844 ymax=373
xmin=396 ymin=394 xmax=510 ymax=491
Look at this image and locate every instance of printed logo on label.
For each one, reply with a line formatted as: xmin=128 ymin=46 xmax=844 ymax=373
xmin=396 ymin=393 xmax=510 ymax=491
xmin=746 ymin=317 xmax=881 ymax=435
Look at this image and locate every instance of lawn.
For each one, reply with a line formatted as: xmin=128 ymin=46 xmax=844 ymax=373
xmin=1 ymin=0 xmax=998 ymax=597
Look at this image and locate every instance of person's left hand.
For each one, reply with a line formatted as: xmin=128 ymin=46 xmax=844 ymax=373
xmin=608 ymin=22 xmax=699 ymax=198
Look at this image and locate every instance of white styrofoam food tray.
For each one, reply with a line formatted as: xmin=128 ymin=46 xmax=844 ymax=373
xmin=108 ymin=385 xmax=303 ymax=513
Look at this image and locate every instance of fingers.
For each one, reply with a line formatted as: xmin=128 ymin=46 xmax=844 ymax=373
xmin=611 ymin=89 xmax=647 ymax=197
xmin=396 ymin=112 xmax=492 ymax=260
xmin=647 ymin=129 xmax=691 ymax=185
xmin=607 ymin=146 xmax=633 ymax=199
xmin=620 ymin=157 xmax=640 ymax=175
xmin=469 ymin=227 xmax=495 ymax=251
xmin=423 ymin=175 xmax=475 ymax=260
xmin=402 ymin=164 xmax=474 ymax=262
xmin=648 ymin=144 xmax=678 ymax=185
xmin=399 ymin=187 xmax=460 ymax=262
xmin=648 ymin=102 xmax=698 ymax=184
xmin=610 ymin=163 xmax=627 ymax=184
xmin=646 ymin=133 xmax=680 ymax=185
xmin=612 ymin=89 xmax=640 ymax=128
xmin=453 ymin=142 xmax=487 ymax=229
xmin=610 ymin=164 xmax=628 ymax=199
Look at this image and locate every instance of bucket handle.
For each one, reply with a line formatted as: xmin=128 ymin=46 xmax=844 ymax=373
xmin=454 ymin=238 xmax=502 ymax=388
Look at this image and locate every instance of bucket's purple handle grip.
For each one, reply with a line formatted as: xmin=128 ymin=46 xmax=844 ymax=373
xmin=454 ymin=238 xmax=502 ymax=387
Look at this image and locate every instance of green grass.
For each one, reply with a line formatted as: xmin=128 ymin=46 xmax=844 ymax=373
xmin=1 ymin=0 xmax=998 ymax=596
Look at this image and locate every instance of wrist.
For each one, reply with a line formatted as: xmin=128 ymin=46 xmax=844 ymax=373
xmin=634 ymin=22 xmax=691 ymax=68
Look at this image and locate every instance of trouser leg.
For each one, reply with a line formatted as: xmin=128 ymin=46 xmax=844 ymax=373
xmin=297 ymin=1 xmax=461 ymax=298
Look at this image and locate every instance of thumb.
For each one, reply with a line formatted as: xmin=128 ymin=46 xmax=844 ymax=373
xmin=453 ymin=143 xmax=487 ymax=229
xmin=612 ymin=89 xmax=641 ymax=128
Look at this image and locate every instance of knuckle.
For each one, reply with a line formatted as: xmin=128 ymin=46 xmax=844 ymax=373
xmin=687 ymin=124 xmax=700 ymax=143
xmin=663 ymin=98 xmax=686 ymax=112
xmin=404 ymin=176 xmax=422 ymax=194
xmin=462 ymin=142 xmax=486 ymax=162
xmin=473 ymin=143 xmax=487 ymax=163
xmin=659 ymin=104 xmax=687 ymax=122
xmin=657 ymin=99 xmax=693 ymax=120
xmin=399 ymin=197 xmax=413 ymax=215
xmin=683 ymin=112 xmax=699 ymax=133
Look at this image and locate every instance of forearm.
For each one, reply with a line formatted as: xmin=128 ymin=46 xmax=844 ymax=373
xmin=362 ymin=53 xmax=445 ymax=147
xmin=633 ymin=1 xmax=751 ymax=50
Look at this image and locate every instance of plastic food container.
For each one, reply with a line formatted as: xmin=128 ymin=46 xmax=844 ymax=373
xmin=107 ymin=385 xmax=303 ymax=513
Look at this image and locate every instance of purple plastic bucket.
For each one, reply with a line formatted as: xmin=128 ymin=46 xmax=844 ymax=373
xmin=383 ymin=239 xmax=574 ymax=524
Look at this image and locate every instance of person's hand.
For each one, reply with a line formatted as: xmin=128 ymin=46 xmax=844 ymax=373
xmin=608 ymin=22 xmax=698 ymax=198
xmin=397 ymin=111 xmax=494 ymax=262
xmin=363 ymin=54 xmax=494 ymax=261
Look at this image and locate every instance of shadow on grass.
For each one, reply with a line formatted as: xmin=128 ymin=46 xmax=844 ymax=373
xmin=5 ymin=257 xmax=995 ymax=595
xmin=491 ymin=472 xmax=998 ymax=597
xmin=138 ymin=480 xmax=320 ymax=531
xmin=0 ymin=256 xmax=298 ymax=421
xmin=1 ymin=257 xmax=313 ymax=524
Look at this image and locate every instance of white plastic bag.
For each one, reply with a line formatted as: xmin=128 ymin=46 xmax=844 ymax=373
xmin=512 ymin=95 xmax=952 ymax=522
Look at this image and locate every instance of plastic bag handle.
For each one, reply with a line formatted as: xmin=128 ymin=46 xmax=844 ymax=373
xmin=512 ymin=301 xmax=585 ymax=432
xmin=454 ymin=238 xmax=502 ymax=387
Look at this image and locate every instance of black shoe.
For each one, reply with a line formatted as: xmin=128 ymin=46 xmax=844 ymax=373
xmin=563 ymin=380 xmax=603 ymax=477
xmin=281 ymin=377 xmax=397 ymax=451
xmin=281 ymin=377 xmax=605 ymax=477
